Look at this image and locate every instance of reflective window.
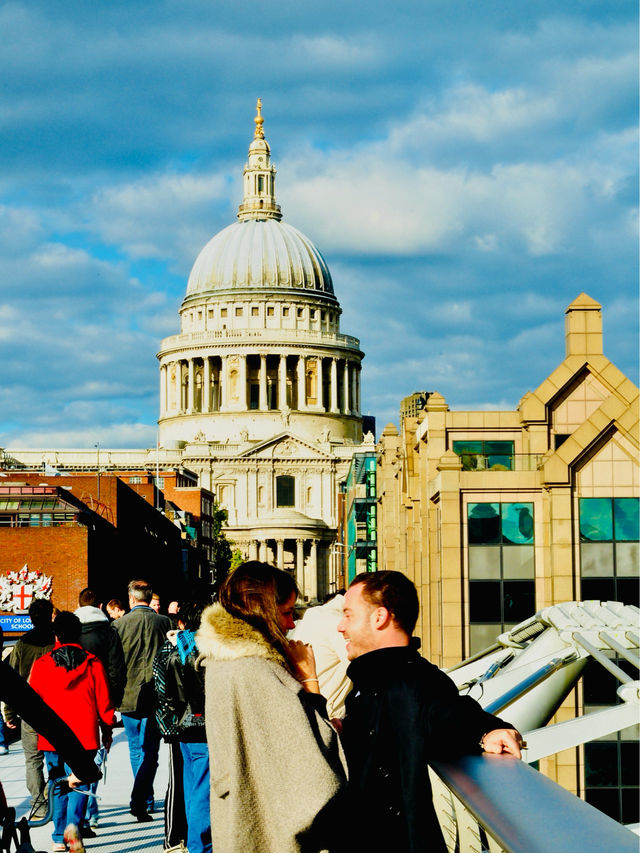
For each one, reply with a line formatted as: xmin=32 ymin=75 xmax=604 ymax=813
xmin=579 ymin=498 xmax=613 ymax=541
xmin=453 ymin=440 xmax=514 ymax=470
xmin=614 ymin=498 xmax=639 ymax=541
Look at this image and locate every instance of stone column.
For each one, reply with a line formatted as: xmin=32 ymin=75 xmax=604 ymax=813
xmin=307 ymin=539 xmax=318 ymax=601
xmin=239 ymin=354 xmax=247 ymax=410
xmin=258 ymin=540 xmax=268 ymax=562
xmin=317 ymin=356 xmax=324 ymax=411
xmin=343 ymin=360 xmax=351 ymax=415
xmin=220 ymin=356 xmax=228 ymax=410
xmin=296 ymin=539 xmax=305 ymax=593
xmin=297 ymin=355 xmax=306 ymax=411
xmin=351 ymin=366 xmax=358 ymax=416
xmin=203 ymin=357 xmax=211 ymax=413
xmin=174 ymin=361 xmax=182 ymax=412
xmin=355 ymin=366 xmax=361 ymax=415
xmin=276 ymin=538 xmax=284 ymax=570
xmin=259 ymin=354 xmax=268 ymax=411
xmin=330 ymin=358 xmax=338 ymax=413
xmin=278 ymin=354 xmax=287 ymax=410
xmin=159 ymin=365 xmax=167 ymax=416
xmin=249 ymin=540 xmax=258 ymax=560
xmin=187 ymin=359 xmax=195 ymax=413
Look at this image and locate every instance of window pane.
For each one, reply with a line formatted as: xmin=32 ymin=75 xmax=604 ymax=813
xmin=615 ymin=542 xmax=639 ymax=577
xmin=502 ymin=545 xmax=535 ymax=579
xmin=585 ymin=742 xmax=618 ymax=786
xmin=503 ymin=581 xmax=535 ymax=623
xmin=468 ymin=503 xmax=501 ymax=544
xmin=485 ymin=441 xmax=514 ymax=471
xmin=621 ymin=789 xmax=640 ymax=824
xmin=581 ymin=542 xmax=614 ymax=577
xmin=583 ymin=659 xmax=620 ymax=705
xmin=614 ymin=498 xmax=639 ymax=541
xmin=501 ymin=503 xmax=534 ymax=544
xmin=585 ymin=788 xmax=620 ymax=822
xmin=620 ymin=743 xmax=639 ymax=786
xmin=469 ymin=624 xmax=499 ymax=656
xmin=469 ymin=581 xmax=502 ymax=622
xmin=581 ymin=578 xmax=615 ymax=602
xmin=579 ymin=498 xmax=613 ymax=541
xmin=468 ymin=546 xmax=501 ymax=579
xmin=453 ymin=441 xmax=483 ymax=454
xmin=615 ymin=578 xmax=640 ymax=608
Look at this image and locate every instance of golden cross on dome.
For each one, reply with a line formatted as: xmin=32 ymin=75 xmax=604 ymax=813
xmin=254 ymin=98 xmax=264 ymax=138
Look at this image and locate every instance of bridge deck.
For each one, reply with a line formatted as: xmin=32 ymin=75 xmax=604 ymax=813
xmin=1 ymin=728 xmax=169 ymax=853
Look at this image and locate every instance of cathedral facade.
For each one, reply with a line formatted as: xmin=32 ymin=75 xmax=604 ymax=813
xmin=159 ymin=103 xmax=368 ymax=598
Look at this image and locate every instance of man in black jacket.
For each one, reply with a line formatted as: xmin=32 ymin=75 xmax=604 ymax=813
xmin=337 ymin=571 xmax=522 ymax=853
xmin=75 ymin=589 xmax=126 ymax=707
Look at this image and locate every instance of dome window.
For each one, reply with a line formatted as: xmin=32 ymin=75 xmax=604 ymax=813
xmin=282 ymin=307 xmax=289 ymax=317
xmin=310 ymin=309 xmax=316 ymax=319
xmin=267 ymin=306 xmax=275 ymax=316
xmin=235 ymin=307 xmax=243 ymax=317
xmin=251 ymin=306 xmax=259 ymax=316
xmin=220 ymin=308 xmax=228 ymax=318
xmin=276 ymin=475 xmax=295 ymax=508
xmin=297 ymin=307 xmax=304 ymax=319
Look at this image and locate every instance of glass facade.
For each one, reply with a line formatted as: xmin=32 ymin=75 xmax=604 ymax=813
xmin=580 ymin=497 xmax=639 ymax=824
xmin=453 ymin=440 xmax=514 ymax=471
xmin=468 ymin=502 xmax=535 ymax=654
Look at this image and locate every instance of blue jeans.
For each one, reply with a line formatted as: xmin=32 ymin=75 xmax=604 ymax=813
xmin=121 ymin=714 xmax=160 ymax=813
xmin=85 ymin=747 xmax=106 ymax=823
xmin=44 ymin=751 xmax=91 ymax=843
xmin=179 ymin=742 xmax=212 ymax=853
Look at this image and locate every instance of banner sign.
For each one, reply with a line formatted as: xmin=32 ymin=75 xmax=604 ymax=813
xmin=0 ymin=615 xmax=33 ymax=632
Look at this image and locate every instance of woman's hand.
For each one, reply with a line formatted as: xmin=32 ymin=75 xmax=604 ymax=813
xmin=287 ymin=640 xmax=321 ymax=693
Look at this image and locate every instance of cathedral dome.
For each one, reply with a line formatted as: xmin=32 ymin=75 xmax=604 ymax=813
xmin=185 ymin=98 xmax=335 ymax=303
xmin=186 ymin=219 xmax=335 ymax=298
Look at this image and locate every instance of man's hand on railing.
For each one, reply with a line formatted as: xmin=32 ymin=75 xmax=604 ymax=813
xmin=480 ymin=728 xmax=524 ymax=759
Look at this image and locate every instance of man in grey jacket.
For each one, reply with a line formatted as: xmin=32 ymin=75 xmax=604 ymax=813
xmin=113 ymin=579 xmax=171 ymax=822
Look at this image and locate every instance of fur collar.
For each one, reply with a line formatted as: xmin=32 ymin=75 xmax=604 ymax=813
xmin=196 ymin=603 xmax=288 ymax=669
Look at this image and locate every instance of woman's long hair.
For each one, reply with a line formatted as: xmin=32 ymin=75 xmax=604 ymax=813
xmin=219 ymin=561 xmax=298 ymax=662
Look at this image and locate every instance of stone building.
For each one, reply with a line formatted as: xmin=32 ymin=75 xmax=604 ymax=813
xmin=4 ymin=101 xmax=370 ymax=600
xmin=376 ymin=293 xmax=639 ymax=819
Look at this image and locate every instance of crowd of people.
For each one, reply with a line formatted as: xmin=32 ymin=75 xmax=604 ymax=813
xmin=1 ymin=565 xmax=524 ymax=853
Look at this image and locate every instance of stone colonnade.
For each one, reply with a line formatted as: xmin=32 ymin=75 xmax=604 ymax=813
xmin=160 ymin=352 xmax=361 ymax=418
xmin=243 ymin=535 xmax=325 ymax=601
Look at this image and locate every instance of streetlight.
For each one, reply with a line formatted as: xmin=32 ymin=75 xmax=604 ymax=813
xmin=95 ymin=442 xmax=100 ymax=502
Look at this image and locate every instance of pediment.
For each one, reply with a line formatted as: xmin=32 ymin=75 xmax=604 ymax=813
xmin=238 ymin=432 xmax=332 ymax=460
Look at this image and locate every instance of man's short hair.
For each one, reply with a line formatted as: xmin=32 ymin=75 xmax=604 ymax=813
xmin=78 ymin=588 xmax=99 ymax=607
xmin=106 ymin=598 xmax=124 ymax=611
xmin=151 ymin=593 xmax=160 ymax=601
xmin=350 ymin=571 xmax=419 ymax=636
xmin=29 ymin=597 xmax=54 ymax=628
xmin=128 ymin=580 xmax=152 ymax=603
xmin=53 ymin=611 xmax=82 ymax=645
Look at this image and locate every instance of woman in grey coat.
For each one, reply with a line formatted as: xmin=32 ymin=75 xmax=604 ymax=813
xmin=197 ymin=562 xmax=347 ymax=853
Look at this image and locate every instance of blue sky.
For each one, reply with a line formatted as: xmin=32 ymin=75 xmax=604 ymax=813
xmin=0 ymin=0 xmax=637 ymax=448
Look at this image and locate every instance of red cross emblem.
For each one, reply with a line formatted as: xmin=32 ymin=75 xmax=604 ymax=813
xmin=14 ymin=585 xmax=33 ymax=612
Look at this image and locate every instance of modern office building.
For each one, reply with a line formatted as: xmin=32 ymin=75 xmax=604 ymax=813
xmin=376 ymin=293 xmax=639 ymax=820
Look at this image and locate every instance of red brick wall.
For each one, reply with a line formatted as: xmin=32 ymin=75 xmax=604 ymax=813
xmin=0 ymin=527 xmax=89 ymax=614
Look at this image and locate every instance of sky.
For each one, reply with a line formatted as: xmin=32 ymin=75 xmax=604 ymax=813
xmin=0 ymin=0 xmax=637 ymax=448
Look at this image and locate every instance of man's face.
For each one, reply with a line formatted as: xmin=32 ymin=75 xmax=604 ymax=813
xmin=337 ymin=583 xmax=379 ymax=660
xmin=150 ymin=598 xmax=160 ymax=613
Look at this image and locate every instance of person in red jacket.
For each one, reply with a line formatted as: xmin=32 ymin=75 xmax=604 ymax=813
xmin=29 ymin=611 xmax=115 ymax=853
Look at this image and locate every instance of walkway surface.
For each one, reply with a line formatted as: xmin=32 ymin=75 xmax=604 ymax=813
xmin=1 ymin=728 xmax=169 ymax=853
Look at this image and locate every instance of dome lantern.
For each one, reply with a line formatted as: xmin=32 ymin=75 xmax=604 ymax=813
xmin=237 ymin=98 xmax=282 ymax=222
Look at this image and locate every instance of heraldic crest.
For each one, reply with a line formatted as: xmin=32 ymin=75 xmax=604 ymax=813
xmin=0 ymin=564 xmax=53 ymax=613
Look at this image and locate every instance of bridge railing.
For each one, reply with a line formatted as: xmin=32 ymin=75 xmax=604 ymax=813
xmin=429 ymin=753 xmax=638 ymax=853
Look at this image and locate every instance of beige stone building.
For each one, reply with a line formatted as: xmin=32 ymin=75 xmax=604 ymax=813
xmin=376 ymin=293 xmax=639 ymax=813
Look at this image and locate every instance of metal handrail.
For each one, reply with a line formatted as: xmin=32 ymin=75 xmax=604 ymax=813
xmin=431 ymin=753 xmax=638 ymax=853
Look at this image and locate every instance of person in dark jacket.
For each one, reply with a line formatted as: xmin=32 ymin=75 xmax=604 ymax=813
xmin=113 ymin=579 xmax=171 ymax=821
xmin=338 ymin=571 xmax=523 ymax=853
xmin=74 ymin=587 xmax=125 ymax=830
xmin=4 ymin=597 xmax=55 ymax=817
xmin=75 ymin=588 xmax=126 ymax=706
xmin=154 ymin=598 xmax=211 ymax=853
